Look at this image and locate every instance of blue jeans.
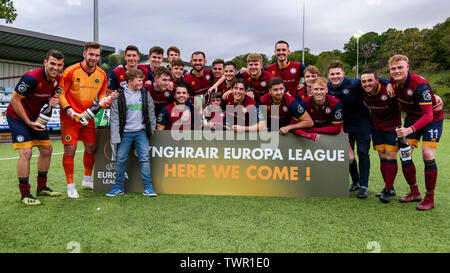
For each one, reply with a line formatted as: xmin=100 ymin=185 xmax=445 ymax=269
xmin=115 ymin=129 xmax=151 ymax=188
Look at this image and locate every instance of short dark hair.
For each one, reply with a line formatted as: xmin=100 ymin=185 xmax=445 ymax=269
xmin=232 ymin=78 xmax=248 ymax=90
xmin=84 ymin=41 xmax=102 ymax=52
xmin=45 ymin=49 xmax=64 ymax=60
xmin=361 ymin=68 xmax=378 ymax=79
xmin=175 ymin=82 xmax=189 ymax=92
xmin=125 ymin=45 xmax=140 ymax=55
xmin=154 ymin=66 xmax=172 ymax=79
xmin=327 ymin=61 xmax=344 ymax=73
xmin=171 ymin=58 xmax=185 ymax=67
xmin=224 ymin=61 xmax=237 ymax=69
xmin=267 ymin=77 xmax=284 ymax=90
xmin=275 ymin=40 xmax=289 ymax=48
xmin=149 ymin=46 xmax=164 ymax=56
xmin=211 ymin=91 xmax=223 ymax=100
xmin=191 ymin=51 xmax=206 ymax=59
xmin=125 ymin=69 xmax=145 ymax=82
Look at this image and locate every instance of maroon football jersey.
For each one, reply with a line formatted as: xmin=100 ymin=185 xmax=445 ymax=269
xmin=266 ymin=61 xmax=305 ymax=96
xmin=259 ymin=92 xmax=306 ymax=130
xmin=157 ymin=102 xmax=191 ymax=130
xmin=182 ymin=69 xmax=214 ymax=97
xmin=108 ymin=65 xmax=149 ymax=91
xmin=363 ymin=84 xmax=401 ymax=130
xmin=391 ymin=73 xmax=443 ymax=123
xmin=300 ymin=94 xmax=343 ymax=128
xmin=7 ymin=67 xmax=60 ymax=121
xmin=241 ymin=70 xmax=275 ymax=101
xmin=223 ymin=94 xmax=259 ymax=128
xmin=147 ymin=85 xmax=174 ymax=115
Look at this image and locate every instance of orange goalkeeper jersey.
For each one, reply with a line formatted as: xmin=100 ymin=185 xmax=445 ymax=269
xmin=58 ymin=62 xmax=108 ymax=112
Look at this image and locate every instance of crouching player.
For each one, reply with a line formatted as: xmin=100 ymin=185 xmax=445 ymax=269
xmin=360 ymin=69 xmax=401 ymax=203
xmin=259 ymin=77 xmax=313 ymax=135
xmin=223 ymin=78 xmax=266 ymax=132
xmin=298 ymin=77 xmax=343 ymax=141
xmin=389 ymin=54 xmax=444 ymax=210
xmin=6 ymin=50 xmax=64 ymax=205
xmin=108 ymin=69 xmax=157 ymax=197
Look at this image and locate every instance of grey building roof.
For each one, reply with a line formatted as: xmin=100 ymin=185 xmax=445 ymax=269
xmin=0 ymin=25 xmax=115 ymax=66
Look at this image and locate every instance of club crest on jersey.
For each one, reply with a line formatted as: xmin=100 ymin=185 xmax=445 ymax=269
xmin=381 ymin=95 xmax=388 ymax=101
xmin=157 ymin=114 xmax=163 ymax=122
xmin=53 ymin=80 xmax=58 ymax=87
xmin=76 ymin=78 xmax=80 ymax=82
xmin=261 ymin=81 xmax=267 ymax=87
xmin=335 ymin=109 xmax=343 ymax=120
xmin=164 ymin=91 xmax=170 ymax=97
xmin=17 ymin=83 xmax=29 ymax=93
xmin=95 ymin=78 xmax=100 ymax=84
xmin=297 ymin=105 xmax=304 ymax=113
xmin=343 ymin=89 xmax=350 ymax=95
xmin=65 ymin=135 xmax=72 ymax=142
xmin=325 ymin=107 xmax=331 ymax=114
xmin=205 ymin=75 xmax=211 ymax=81
xmin=290 ymin=68 xmax=297 ymax=74
xmin=16 ymin=135 xmax=25 ymax=143
xmin=407 ymin=89 xmax=414 ymax=96
xmin=423 ymin=90 xmax=432 ymax=101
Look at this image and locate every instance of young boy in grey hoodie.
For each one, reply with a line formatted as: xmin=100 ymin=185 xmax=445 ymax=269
xmin=107 ymin=69 xmax=157 ymax=196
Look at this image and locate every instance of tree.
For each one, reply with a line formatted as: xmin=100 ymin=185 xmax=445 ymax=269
xmin=342 ymin=32 xmax=386 ymax=69
xmin=428 ymin=17 xmax=450 ymax=70
xmin=0 ymin=0 xmax=17 ymax=23
xmin=232 ymin=53 xmax=270 ymax=69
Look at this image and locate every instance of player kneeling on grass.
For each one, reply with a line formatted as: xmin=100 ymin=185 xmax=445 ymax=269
xmin=6 ymin=50 xmax=65 ymax=205
xmin=108 ymin=69 xmax=157 ymax=197
xmin=360 ymin=69 xmax=402 ymax=203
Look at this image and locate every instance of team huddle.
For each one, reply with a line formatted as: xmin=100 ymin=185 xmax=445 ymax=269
xmin=6 ymin=40 xmax=443 ymax=211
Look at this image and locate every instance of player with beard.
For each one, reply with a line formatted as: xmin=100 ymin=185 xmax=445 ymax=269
xmin=327 ymin=61 xmax=390 ymax=199
xmin=58 ymin=42 xmax=119 ymax=198
xmin=156 ymin=83 xmax=193 ymax=131
xmin=266 ymin=40 xmax=306 ymax=96
xmin=259 ymin=77 xmax=313 ymax=136
xmin=6 ymin=50 xmax=64 ymax=205
xmin=360 ymin=69 xmax=401 ymax=203
xmin=182 ymin=51 xmax=214 ymax=97
xmin=223 ymin=78 xmax=266 ymax=132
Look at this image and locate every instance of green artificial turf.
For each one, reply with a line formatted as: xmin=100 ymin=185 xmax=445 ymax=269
xmin=0 ymin=121 xmax=449 ymax=253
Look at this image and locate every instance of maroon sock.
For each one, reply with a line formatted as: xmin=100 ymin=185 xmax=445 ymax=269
xmin=380 ymin=158 xmax=387 ymax=182
xmin=424 ymin=160 xmax=437 ymax=193
xmin=385 ymin=160 xmax=398 ymax=190
xmin=19 ymin=177 xmax=30 ymax=198
xmin=401 ymin=160 xmax=419 ymax=194
xmin=37 ymin=171 xmax=48 ymax=191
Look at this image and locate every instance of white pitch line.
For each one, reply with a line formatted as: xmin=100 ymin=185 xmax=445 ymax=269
xmin=0 ymin=150 xmax=83 ymax=161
